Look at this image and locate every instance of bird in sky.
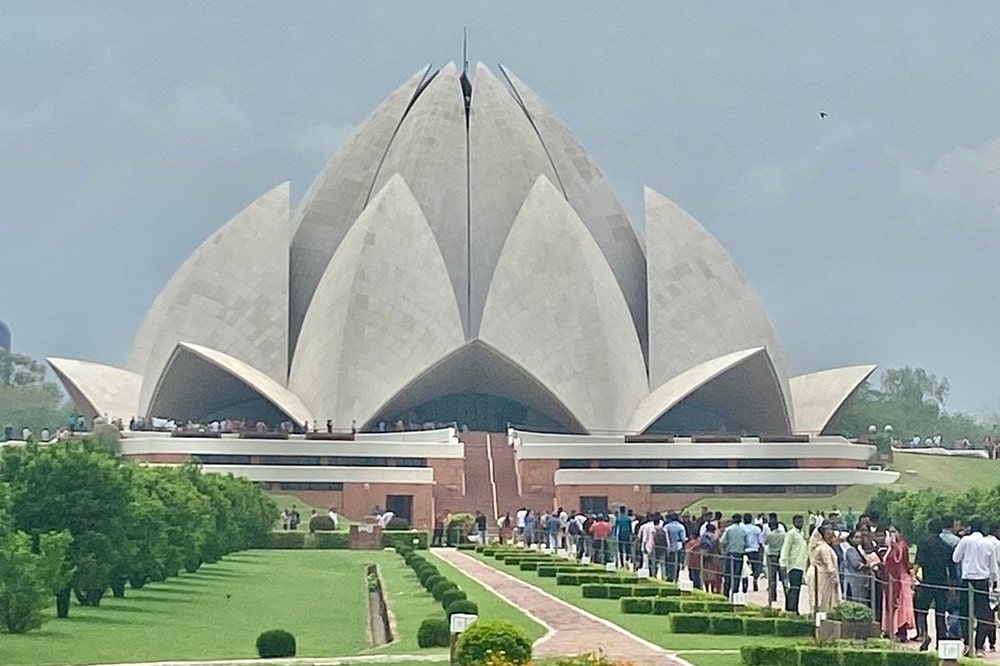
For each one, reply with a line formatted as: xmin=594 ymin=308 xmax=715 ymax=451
xmin=819 ymin=112 xmax=828 ymax=119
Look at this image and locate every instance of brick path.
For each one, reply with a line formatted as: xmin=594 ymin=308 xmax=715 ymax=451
xmin=433 ymin=550 xmax=686 ymax=665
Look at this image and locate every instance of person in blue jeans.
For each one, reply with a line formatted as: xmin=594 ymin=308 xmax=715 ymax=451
xmin=614 ymin=506 xmax=633 ymax=568
xmin=665 ymin=513 xmax=687 ymax=582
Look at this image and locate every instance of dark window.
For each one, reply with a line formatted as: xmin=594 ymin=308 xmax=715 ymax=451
xmin=258 ymin=455 xmax=321 ymax=466
xmin=580 ymin=496 xmax=608 ymax=515
xmin=393 ymin=458 xmax=427 ymax=467
xmin=386 ymin=494 xmax=413 ymax=521
xmin=722 ymin=485 xmax=788 ymax=494
xmin=328 ymin=456 xmax=389 ymax=467
xmin=276 ymin=482 xmax=344 ymax=491
xmin=195 ymin=454 xmax=251 ymax=465
xmin=734 ymin=459 xmax=798 ymax=469
xmin=667 ymin=459 xmax=728 ymax=469
xmin=559 ymin=459 xmax=593 ymax=469
xmin=651 ymin=485 xmax=715 ymax=494
xmin=595 ymin=458 xmax=665 ymax=469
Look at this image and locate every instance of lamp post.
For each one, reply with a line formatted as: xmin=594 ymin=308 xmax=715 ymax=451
xmin=868 ymin=424 xmax=893 ymax=463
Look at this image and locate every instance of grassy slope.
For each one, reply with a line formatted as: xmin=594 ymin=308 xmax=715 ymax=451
xmin=686 ymin=453 xmax=1000 ymax=517
xmin=470 ymin=553 xmax=798 ymax=652
xmin=1 ymin=551 xmax=371 ymax=666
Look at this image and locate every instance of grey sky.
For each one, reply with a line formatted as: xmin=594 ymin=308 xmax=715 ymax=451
xmin=2 ymin=3 xmax=998 ymax=416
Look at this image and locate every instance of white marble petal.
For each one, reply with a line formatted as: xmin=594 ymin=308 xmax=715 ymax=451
xmin=645 ymin=187 xmax=792 ymax=415
xmin=479 ymin=175 xmax=648 ymax=432
xmin=47 ymin=358 xmax=142 ymax=422
xmin=148 ymin=342 xmax=314 ymax=427
xmin=128 ymin=183 xmax=290 ymax=414
xmin=790 ymin=365 xmax=877 ymax=435
xmin=288 ymin=174 xmax=465 ymax=428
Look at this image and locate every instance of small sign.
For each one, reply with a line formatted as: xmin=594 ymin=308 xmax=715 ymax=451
xmin=678 ymin=579 xmax=694 ymax=592
xmin=581 ymin=555 xmax=591 ymax=564
xmin=605 ymin=562 xmax=617 ymax=572
xmin=636 ymin=567 xmax=650 ymax=579
xmin=938 ymin=640 xmax=963 ymax=660
xmin=517 ymin=541 xmax=526 ymax=549
xmin=730 ymin=591 xmax=747 ymax=606
xmin=814 ymin=611 xmax=827 ymax=627
xmin=450 ymin=613 xmax=478 ymax=634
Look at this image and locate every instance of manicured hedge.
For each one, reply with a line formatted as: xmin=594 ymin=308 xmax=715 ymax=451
xmin=885 ymin=653 xmax=936 ymax=666
xmin=740 ymin=645 xmax=799 ymax=666
xmin=670 ymin=613 xmax=712 ymax=633
xmin=839 ymin=650 xmax=886 ymax=666
xmin=774 ymin=617 xmax=815 ymax=637
xmin=382 ymin=530 xmax=429 ymax=550
xmin=581 ymin=584 xmax=609 ymax=599
xmin=620 ymin=597 xmax=653 ymax=614
xmin=656 ymin=586 xmax=682 ymax=597
xmin=709 ymin=614 xmax=744 ymax=635
xmin=263 ymin=531 xmax=308 ymax=549
xmin=264 ymin=530 xmax=426 ymax=550
xmin=798 ymin=647 xmax=841 ymax=666
xmin=307 ymin=532 xmax=350 ymax=549
xmin=739 ymin=644 xmax=935 ymax=666
xmin=652 ymin=597 xmax=682 ymax=615
xmin=630 ymin=585 xmax=659 ymax=598
xmin=742 ymin=617 xmax=777 ymax=635
xmin=606 ymin=584 xmax=634 ymax=600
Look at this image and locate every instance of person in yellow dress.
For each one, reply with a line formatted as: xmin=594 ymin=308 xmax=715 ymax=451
xmin=807 ymin=524 xmax=843 ymax=612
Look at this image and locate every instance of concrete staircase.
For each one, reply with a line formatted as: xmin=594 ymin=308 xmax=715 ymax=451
xmin=459 ymin=432 xmax=497 ymax=519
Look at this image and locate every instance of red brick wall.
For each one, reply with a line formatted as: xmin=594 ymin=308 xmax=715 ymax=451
xmin=124 ymin=453 xmax=192 ymax=464
xmin=518 ymin=459 xmax=558 ymax=495
xmin=798 ymin=458 xmax=864 ymax=469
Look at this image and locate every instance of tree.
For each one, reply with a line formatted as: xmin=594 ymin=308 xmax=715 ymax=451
xmin=0 ymin=530 xmax=72 ymax=633
xmin=0 ymin=351 xmax=70 ymax=436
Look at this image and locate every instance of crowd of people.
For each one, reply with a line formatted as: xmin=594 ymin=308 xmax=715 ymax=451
xmin=452 ymin=504 xmax=1000 ymax=659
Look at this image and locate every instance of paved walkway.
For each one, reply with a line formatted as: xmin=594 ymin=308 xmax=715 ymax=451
xmin=433 ymin=550 xmax=686 ymax=665
xmin=91 ymin=657 xmax=449 ymax=666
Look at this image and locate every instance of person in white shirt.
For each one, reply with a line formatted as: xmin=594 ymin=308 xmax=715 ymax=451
xmin=952 ymin=518 xmax=999 ymax=657
xmin=515 ymin=507 xmax=528 ymax=542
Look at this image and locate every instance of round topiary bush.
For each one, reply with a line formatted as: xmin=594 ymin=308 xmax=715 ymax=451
xmin=441 ymin=588 xmax=468 ymax=610
xmin=432 ymin=579 xmax=458 ymax=601
xmin=456 ymin=619 xmax=532 ymax=666
xmin=422 ymin=574 xmax=444 ymax=592
xmin=445 ymin=598 xmax=479 ymax=619
xmin=256 ymin=629 xmax=296 ymax=658
xmin=417 ymin=617 xmax=451 ymax=648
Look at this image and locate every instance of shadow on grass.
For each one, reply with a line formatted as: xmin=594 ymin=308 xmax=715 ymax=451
xmin=135 ymin=594 xmax=195 ymax=604
xmin=99 ymin=603 xmax=162 ymax=614
xmin=186 ymin=568 xmax=243 ymax=579
xmin=145 ymin=581 xmax=207 ymax=593
xmin=61 ymin=613 xmax=128 ymax=626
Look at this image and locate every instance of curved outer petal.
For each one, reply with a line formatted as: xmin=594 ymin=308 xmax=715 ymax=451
xmin=147 ymin=343 xmax=314 ymax=427
xmin=645 ymin=187 xmax=792 ymax=417
xmin=479 ymin=175 xmax=648 ymax=433
xmin=289 ymin=66 xmax=430 ymax=353
xmin=47 ymin=358 xmax=141 ymax=422
xmin=500 ymin=65 xmax=648 ymax=355
xmin=288 ymin=174 xmax=465 ymax=428
xmin=467 ymin=63 xmax=561 ymax=338
xmin=128 ymin=183 xmax=290 ymax=414
xmin=363 ymin=340 xmax=587 ymax=433
xmin=790 ymin=365 xmax=877 ymax=435
xmin=629 ymin=347 xmax=791 ymax=435
xmin=368 ymin=63 xmax=470 ymax=334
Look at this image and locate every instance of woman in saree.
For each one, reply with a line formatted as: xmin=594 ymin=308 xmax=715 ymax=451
xmin=882 ymin=526 xmax=917 ymax=641
xmin=808 ymin=524 xmax=843 ymax=612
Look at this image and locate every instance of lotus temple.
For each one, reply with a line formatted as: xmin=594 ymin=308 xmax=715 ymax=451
xmin=47 ymin=62 xmax=898 ymax=526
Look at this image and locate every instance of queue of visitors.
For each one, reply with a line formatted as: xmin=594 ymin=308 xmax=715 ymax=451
xmin=462 ymin=504 xmax=1000 ymax=659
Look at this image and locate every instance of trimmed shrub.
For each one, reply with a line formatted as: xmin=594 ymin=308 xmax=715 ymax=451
xmin=774 ymin=617 xmax=815 ymax=637
xmin=709 ymin=614 xmax=744 ymax=635
xmin=606 ymin=584 xmax=634 ymax=600
xmin=421 ymin=573 xmax=443 ymax=591
xmin=440 ymin=588 xmax=467 ymax=609
xmin=841 ymin=649 xmax=887 ymax=666
xmin=669 ymin=613 xmax=711 ymax=633
xmin=382 ymin=529 xmax=429 ymax=550
xmin=256 ymin=629 xmax=296 ymax=658
xmin=828 ymin=600 xmax=876 ymax=623
xmin=519 ymin=561 xmax=541 ymax=571
xmin=740 ymin=645 xmax=798 ymax=666
xmin=432 ymin=579 xmax=458 ymax=601
xmin=630 ymin=585 xmax=659 ymax=597
xmin=417 ymin=617 xmax=450 ymax=648
xmin=798 ymin=647 xmax=841 ymax=666
xmin=652 ymin=597 xmax=681 ymax=615
xmin=885 ymin=653 xmax=937 ymax=666
xmin=307 ymin=531 xmax=350 ymax=549
xmin=456 ymin=619 xmax=532 ymax=666
xmin=656 ymin=586 xmax=682 ymax=597
xmin=581 ymin=584 xmax=609 ymax=599
xmin=556 ymin=574 xmax=580 ymax=586
xmin=537 ymin=565 xmax=558 ymax=577
xmin=679 ymin=600 xmax=707 ymax=613
xmin=705 ymin=601 xmax=734 ymax=614
xmin=445 ymin=599 xmax=479 ymax=619
xmin=742 ymin=617 xmax=777 ymax=635
xmin=620 ymin=597 xmax=653 ymax=614
xmin=457 ymin=543 xmax=478 ymax=551
xmin=263 ymin=532 xmax=306 ymax=549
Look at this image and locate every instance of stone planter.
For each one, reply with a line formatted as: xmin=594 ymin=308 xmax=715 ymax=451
xmin=817 ymin=619 xmax=880 ymax=643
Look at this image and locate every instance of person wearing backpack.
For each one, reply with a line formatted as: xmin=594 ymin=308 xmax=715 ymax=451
xmin=652 ymin=517 xmax=669 ymax=579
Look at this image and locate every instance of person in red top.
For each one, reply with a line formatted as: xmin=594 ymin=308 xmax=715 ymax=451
xmin=883 ymin=527 xmax=917 ymax=641
xmin=589 ymin=515 xmax=613 ymax=564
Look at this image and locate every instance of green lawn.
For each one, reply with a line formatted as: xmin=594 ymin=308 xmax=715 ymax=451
xmin=678 ymin=652 xmax=742 ymax=666
xmin=469 ymin=553 xmax=798 ymax=652
xmin=686 ymin=453 xmax=1000 ymax=517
